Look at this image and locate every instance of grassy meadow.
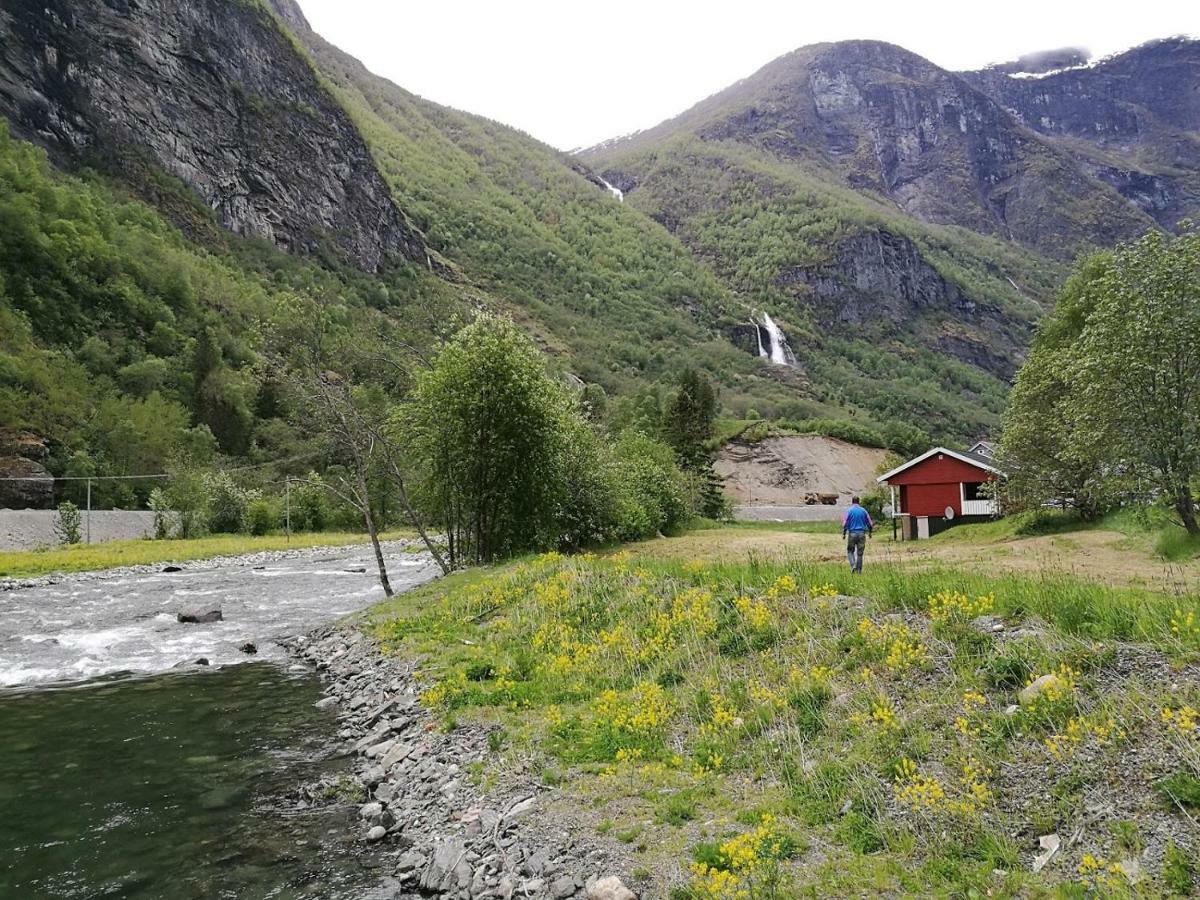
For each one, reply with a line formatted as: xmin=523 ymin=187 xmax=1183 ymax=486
xmin=366 ymin=531 xmax=1200 ymax=897
xmin=0 ymin=530 xmax=415 ymax=579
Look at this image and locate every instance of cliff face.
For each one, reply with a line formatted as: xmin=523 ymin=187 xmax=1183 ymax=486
xmin=961 ymin=38 xmax=1200 ymax=230
xmin=962 ymin=39 xmax=1200 ymax=144
xmin=776 ymin=230 xmax=1027 ymax=378
xmin=0 ymin=0 xmax=425 ymax=271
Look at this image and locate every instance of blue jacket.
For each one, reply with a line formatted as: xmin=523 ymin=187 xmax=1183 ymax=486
xmin=843 ymin=504 xmax=873 ymax=534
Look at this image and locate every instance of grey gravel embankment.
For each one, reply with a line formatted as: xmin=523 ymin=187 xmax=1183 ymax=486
xmin=0 ymin=509 xmax=158 ymax=551
xmin=288 ymin=623 xmax=640 ymax=900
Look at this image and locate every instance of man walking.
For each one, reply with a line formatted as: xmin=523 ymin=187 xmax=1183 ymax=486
xmin=842 ymin=496 xmax=873 ymax=574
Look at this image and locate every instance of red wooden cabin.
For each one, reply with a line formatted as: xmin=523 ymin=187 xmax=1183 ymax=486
xmin=877 ymin=445 xmax=1002 ymax=537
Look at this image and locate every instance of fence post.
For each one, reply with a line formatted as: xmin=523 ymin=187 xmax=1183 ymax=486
xmin=285 ymin=477 xmax=291 ymax=543
xmin=86 ymin=477 xmax=92 ymax=544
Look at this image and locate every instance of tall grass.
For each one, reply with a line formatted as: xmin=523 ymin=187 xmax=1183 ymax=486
xmin=693 ymin=554 xmax=1197 ymax=648
xmin=0 ymin=530 xmax=414 ymax=579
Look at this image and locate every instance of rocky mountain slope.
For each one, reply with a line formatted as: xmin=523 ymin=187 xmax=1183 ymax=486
xmin=0 ymin=0 xmax=429 ymax=272
xmin=580 ymin=37 xmax=1198 ymax=437
xmin=1 ymin=0 xmax=1192 ymax=476
xmin=583 ymin=39 xmax=1195 ymax=257
xmin=961 ymin=38 xmax=1200 ymax=232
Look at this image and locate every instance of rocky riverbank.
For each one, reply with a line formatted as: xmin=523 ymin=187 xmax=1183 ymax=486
xmin=288 ymin=623 xmax=640 ymax=900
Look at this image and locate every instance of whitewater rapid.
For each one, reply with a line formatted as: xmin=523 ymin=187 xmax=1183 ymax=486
xmin=0 ymin=543 xmax=440 ymax=688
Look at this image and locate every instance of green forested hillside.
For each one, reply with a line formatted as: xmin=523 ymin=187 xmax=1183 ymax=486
xmin=585 ymin=134 xmax=1065 ymax=438
xmin=578 ymin=40 xmax=1200 ymax=443
xmin=294 ymin=29 xmax=1032 ymax=441
xmin=7 ymin=0 xmax=1143 ymax=504
xmin=299 ymin=33 xmax=814 ymax=418
xmin=0 ymin=123 xmax=455 ymax=500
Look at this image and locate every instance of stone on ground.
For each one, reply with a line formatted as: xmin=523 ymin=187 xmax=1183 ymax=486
xmin=587 ymin=876 xmax=636 ymax=900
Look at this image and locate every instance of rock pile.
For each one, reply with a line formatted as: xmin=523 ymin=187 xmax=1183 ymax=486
xmin=289 ymin=625 xmax=638 ymax=900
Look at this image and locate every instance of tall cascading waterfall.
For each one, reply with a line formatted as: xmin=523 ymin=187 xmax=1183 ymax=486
xmin=598 ymin=177 xmax=624 ymax=202
xmin=753 ymin=311 xmax=797 ymax=367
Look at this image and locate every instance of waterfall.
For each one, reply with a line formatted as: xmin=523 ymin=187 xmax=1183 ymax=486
xmin=754 ymin=311 xmax=797 ymax=367
xmin=598 ymin=177 xmax=624 ymax=202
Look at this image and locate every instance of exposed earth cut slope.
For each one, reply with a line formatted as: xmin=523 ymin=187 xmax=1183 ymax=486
xmin=716 ymin=434 xmax=890 ymax=505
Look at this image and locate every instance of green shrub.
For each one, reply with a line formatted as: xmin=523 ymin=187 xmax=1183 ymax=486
xmin=53 ymin=501 xmax=83 ymax=545
xmin=1154 ymin=526 xmax=1200 ymax=561
xmin=1157 ymin=772 xmax=1200 ymax=810
xmin=834 ymin=810 xmax=884 ymax=854
xmin=787 ymin=418 xmax=887 ymax=449
xmin=859 ymin=487 xmax=889 ymax=521
xmin=1165 ymin=841 xmax=1194 ymax=894
xmin=246 ymin=497 xmax=280 ymax=536
xmin=165 ymin=471 xmax=209 ymax=539
xmin=611 ymin=432 xmax=689 ymax=541
xmin=203 ymin=471 xmax=258 ymax=533
xmin=656 ymin=789 xmax=699 ymax=826
xmin=289 ymin=473 xmax=330 ymax=532
xmin=1011 ymin=508 xmax=1084 ymax=536
xmin=148 ymin=488 xmax=174 ymax=540
xmin=983 ymin=641 xmax=1039 ymax=689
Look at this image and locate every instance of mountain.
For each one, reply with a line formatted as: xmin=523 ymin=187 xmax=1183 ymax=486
xmin=580 ymin=37 xmax=1199 ymax=436
xmin=0 ymin=0 xmax=428 ymax=272
xmin=961 ymin=37 xmax=1200 ymax=233
xmin=0 ymin=0 xmax=1193 ymax=496
xmin=582 ymin=39 xmax=1197 ymax=256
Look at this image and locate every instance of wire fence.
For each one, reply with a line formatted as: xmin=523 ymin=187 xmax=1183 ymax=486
xmin=0 ymin=453 xmax=324 ymax=545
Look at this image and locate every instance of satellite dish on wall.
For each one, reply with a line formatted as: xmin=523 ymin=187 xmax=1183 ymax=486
xmin=945 ymin=506 xmax=956 ymax=520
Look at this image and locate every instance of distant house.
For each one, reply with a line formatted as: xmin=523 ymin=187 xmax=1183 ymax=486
xmin=876 ymin=446 xmax=1003 ymax=539
xmin=968 ymin=440 xmax=997 ymax=459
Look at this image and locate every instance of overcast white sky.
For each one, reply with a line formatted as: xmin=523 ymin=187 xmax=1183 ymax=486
xmin=297 ymin=0 xmax=1198 ymax=150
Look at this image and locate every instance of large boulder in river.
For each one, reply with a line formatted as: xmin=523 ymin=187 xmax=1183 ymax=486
xmin=177 ymin=606 xmax=223 ymax=624
xmin=0 ymin=456 xmax=53 ymax=509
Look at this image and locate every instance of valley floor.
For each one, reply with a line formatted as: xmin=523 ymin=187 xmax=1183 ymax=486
xmin=348 ymin=523 xmax=1200 ymax=898
xmin=640 ymin=522 xmax=1200 ymax=595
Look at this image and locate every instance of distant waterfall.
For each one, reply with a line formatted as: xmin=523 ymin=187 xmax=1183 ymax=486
xmin=753 ymin=312 xmax=797 ymax=367
xmin=598 ymin=177 xmax=624 ymax=202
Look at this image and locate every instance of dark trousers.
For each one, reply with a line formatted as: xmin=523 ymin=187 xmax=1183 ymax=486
xmin=846 ymin=531 xmax=867 ymax=573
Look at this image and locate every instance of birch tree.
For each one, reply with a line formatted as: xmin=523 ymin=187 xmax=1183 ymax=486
xmin=1071 ymin=229 xmax=1200 ymax=533
xmin=1002 ymin=227 xmax=1200 ymax=532
xmin=400 ymin=315 xmax=568 ymax=566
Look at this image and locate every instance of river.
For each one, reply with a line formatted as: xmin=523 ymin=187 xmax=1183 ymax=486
xmin=0 ymin=543 xmax=439 ymax=899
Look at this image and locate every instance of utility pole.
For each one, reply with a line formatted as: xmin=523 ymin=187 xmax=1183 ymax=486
xmin=86 ymin=477 xmax=92 ymax=544
xmin=285 ymin=476 xmax=291 ymax=543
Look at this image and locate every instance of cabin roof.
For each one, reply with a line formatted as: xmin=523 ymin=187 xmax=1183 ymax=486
xmin=876 ymin=446 xmax=1004 ymax=483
